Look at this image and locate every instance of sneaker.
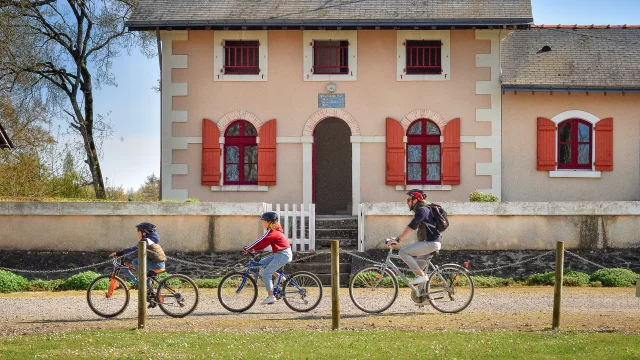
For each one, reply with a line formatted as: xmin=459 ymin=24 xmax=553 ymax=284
xmin=261 ymin=296 xmax=277 ymax=305
xmin=410 ymin=275 xmax=428 ymax=285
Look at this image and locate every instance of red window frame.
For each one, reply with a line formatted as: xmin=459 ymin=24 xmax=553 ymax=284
xmin=406 ymin=119 xmax=442 ymax=185
xmin=224 ymin=120 xmax=258 ymax=185
xmin=224 ymin=40 xmax=260 ymax=75
xmin=557 ymin=118 xmax=592 ymax=170
xmin=405 ymin=40 xmax=442 ymax=75
xmin=313 ymin=40 xmax=349 ymax=75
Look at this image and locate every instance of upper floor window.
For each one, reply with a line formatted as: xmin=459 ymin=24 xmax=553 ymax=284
xmin=406 ymin=119 xmax=441 ymax=184
xmin=558 ymin=119 xmax=592 ymax=170
xmin=313 ymin=40 xmax=349 ymax=75
xmin=405 ymin=40 xmax=442 ymax=75
xmin=224 ymin=120 xmax=258 ymax=184
xmin=224 ymin=40 xmax=260 ymax=75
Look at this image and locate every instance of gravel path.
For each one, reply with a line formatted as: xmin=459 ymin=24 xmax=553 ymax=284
xmin=1 ymin=287 xmax=639 ymax=336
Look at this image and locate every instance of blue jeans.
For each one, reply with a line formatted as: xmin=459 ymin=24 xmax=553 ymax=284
xmin=131 ymin=258 xmax=165 ymax=272
xmin=259 ymin=248 xmax=293 ymax=292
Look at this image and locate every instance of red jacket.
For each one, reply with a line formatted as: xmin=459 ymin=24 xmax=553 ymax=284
xmin=243 ymin=227 xmax=291 ymax=253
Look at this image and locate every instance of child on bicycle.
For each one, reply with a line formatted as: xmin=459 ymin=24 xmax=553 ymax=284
xmin=386 ymin=189 xmax=441 ymax=286
xmin=109 ymin=222 xmax=167 ymax=273
xmin=243 ymin=211 xmax=292 ymax=305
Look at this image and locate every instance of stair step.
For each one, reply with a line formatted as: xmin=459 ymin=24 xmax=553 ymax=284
xmin=315 ymin=229 xmax=358 ymax=239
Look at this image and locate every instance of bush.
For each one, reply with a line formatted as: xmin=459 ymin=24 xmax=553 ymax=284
xmin=472 ymin=276 xmax=516 ymax=287
xmin=590 ymin=268 xmax=639 ymax=287
xmin=194 ymin=278 xmax=222 ymax=288
xmin=28 ymin=279 xmax=64 ymax=291
xmin=469 ymin=190 xmax=499 ymax=202
xmin=526 ymin=270 xmax=592 ymax=286
xmin=525 ymin=272 xmax=555 ymax=286
xmin=185 ymin=198 xmax=200 ymax=203
xmin=0 ymin=270 xmax=29 ymax=293
xmin=60 ymin=271 xmax=102 ymax=290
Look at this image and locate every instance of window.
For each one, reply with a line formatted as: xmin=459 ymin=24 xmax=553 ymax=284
xmin=405 ymin=40 xmax=442 ymax=75
xmin=313 ymin=40 xmax=349 ymax=75
xmin=557 ymin=119 xmax=592 ymax=170
xmin=223 ymin=40 xmax=260 ymax=75
xmin=406 ymin=119 xmax=441 ymax=184
xmin=224 ymin=120 xmax=258 ymax=184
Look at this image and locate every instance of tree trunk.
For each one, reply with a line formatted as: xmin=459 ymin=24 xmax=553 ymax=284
xmin=80 ymin=63 xmax=106 ymax=199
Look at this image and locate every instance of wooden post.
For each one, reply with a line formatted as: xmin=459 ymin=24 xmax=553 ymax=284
xmin=138 ymin=240 xmax=147 ymax=330
xmin=331 ymin=240 xmax=340 ymax=330
xmin=552 ymin=241 xmax=564 ymax=329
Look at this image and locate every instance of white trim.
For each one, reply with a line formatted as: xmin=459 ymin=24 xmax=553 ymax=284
xmin=396 ymin=30 xmax=451 ymax=81
xmin=551 ymin=110 xmax=600 ymax=125
xmin=472 ymin=30 xmax=506 ymax=199
xmin=460 ymin=136 xmax=476 ymax=143
xmin=352 ymin=142 xmax=361 ymax=216
xmin=302 ymin=143 xmax=313 ymax=204
xmin=276 ymin=136 xmax=301 ymax=143
xmin=350 ymin=136 xmax=385 ymax=143
xmin=303 ymin=30 xmax=357 ymax=81
xmin=161 ymin=30 xmax=189 ymax=201
xmin=213 ymin=31 xmax=268 ymax=82
xmin=549 ymin=171 xmax=602 ymax=178
xmin=211 ymin=185 xmax=269 ymax=191
xmin=395 ymin=185 xmax=452 ymax=191
xmin=171 ymin=137 xmax=203 ymax=150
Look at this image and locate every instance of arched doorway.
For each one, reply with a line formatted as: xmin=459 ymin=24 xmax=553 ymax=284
xmin=313 ymin=118 xmax=352 ymax=215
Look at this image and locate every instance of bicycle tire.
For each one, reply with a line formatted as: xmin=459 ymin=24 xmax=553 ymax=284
xmin=282 ymin=271 xmax=323 ymax=312
xmin=156 ymin=274 xmax=200 ymax=318
xmin=427 ymin=264 xmax=474 ymax=314
xmin=349 ymin=266 xmax=399 ymax=313
xmin=87 ymin=275 xmax=130 ymax=318
xmin=217 ymin=272 xmax=258 ymax=312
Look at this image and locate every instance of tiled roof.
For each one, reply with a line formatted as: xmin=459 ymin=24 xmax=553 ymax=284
xmin=0 ymin=122 xmax=13 ymax=150
xmin=501 ymin=28 xmax=640 ymax=90
xmin=128 ymin=0 xmax=533 ymax=29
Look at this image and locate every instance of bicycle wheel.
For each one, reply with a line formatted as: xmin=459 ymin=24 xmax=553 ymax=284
xmin=427 ymin=265 xmax=474 ymax=313
xmin=217 ymin=272 xmax=258 ymax=312
xmin=282 ymin=271 xmax=323 ymax=312
xmin=156 ymin=274 xmax=200 ymax=318
xmin=349 ymin=266 xmax=398 ymax=313
xmin=87 ymin=275 xmax=130 ymax=318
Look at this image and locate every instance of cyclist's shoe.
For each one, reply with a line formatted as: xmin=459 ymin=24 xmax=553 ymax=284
xmin=261 ymin=295 xmax=277 ymax=305
xmin=410 ymin=275 xmax=428 ymax=285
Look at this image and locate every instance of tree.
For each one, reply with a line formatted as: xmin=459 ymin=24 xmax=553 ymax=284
xmin=0 ymin=0 xmax=154 ymax=198
xmin=129 ymin=172 xmax=158 ymax=201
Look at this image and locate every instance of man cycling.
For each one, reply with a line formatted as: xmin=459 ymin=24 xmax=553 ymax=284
xmin=386 ymin=189 xmax=442 ymax=285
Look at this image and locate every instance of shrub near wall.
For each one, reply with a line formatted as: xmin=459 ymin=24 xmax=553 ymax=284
xmin=0 ymin=270 xmax=29 ymax=293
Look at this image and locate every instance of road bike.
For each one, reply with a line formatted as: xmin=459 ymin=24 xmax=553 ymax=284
xmin=349 ymin=240 xmax=474 ymax=313
xmin=217 ymin=252 xmax=323 ymax=312
xmin=87 ymin=258 xmax=199 ymax=318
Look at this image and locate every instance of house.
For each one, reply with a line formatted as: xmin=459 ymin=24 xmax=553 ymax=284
xmin=127 ymin=1 xmax=639 ymax=214
xmin=0 ymin=121 xmax=13 ymax=150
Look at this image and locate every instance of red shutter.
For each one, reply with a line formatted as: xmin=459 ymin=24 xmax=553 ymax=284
xmin=386 ymin=117 xmax=405 ymax=185
xmin=537 ymin=117 xmax=556 ymax=171
xmin=202 ymin=118 xmax=221 ymax=185
xmin=258 ymin=119 xmax=277 ymax=185
xmin=442 ymin=118 xmax=460 ymax=185
xmin=595 ymin=117 xmax=613 ymax=171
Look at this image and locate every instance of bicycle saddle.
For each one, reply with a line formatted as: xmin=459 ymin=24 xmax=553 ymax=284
xmin=147 ymin=269 xmax=165 ymax=277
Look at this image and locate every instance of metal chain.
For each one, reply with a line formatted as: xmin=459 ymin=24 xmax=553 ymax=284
xmin=469 ymin=251 xmax=555 ymax=274
xmin=563 ymin=250 xmax=608 ymax=270
xmin=0 ymin=254 xmax=131 ymax=274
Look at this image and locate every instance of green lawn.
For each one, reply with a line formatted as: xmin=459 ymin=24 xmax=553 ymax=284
xmin=0 ymin=330 xmax=639 ymax=359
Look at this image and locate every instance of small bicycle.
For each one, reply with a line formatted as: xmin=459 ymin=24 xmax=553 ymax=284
xmin=349 ymin=240 xmax=474 ymax=314
xmin=87 ymin=258 xmax=199 ymax=318
xmin=217 ymin=252 xmax=323 ymax=312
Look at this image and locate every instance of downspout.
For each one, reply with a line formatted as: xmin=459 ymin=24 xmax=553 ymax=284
xmin=156 ymin=28 xmax=163 ymax=200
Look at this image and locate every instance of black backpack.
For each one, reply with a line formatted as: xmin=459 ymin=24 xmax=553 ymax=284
xmin=428 ymin=203 xmax=450 ymax=233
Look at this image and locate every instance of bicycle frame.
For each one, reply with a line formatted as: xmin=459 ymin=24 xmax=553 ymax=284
xmin=235 ymin=255 xmax=305 ymax=297
xmin=111 ymin=258 xmax=161 ymax=288
xmin=377 ymin=247 xmax=450 ymax=297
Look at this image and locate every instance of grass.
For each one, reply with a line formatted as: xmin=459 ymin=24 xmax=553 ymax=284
xmin=0 ymin=329 xmax=638 ymax=359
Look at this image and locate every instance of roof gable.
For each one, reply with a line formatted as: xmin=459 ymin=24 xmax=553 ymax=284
xmin=128 ymin=0 xmax=533 ymax=30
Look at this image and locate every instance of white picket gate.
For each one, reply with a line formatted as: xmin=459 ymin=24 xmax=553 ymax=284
xmin=263 ymin=203 xmax=316 ymax=252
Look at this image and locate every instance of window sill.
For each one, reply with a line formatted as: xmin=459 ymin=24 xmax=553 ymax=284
xmin=549 ymin=171 xmax=602 ymax=178
xmin=396 ymin=185 xmax=452 ymax=191
xmin=211 ymin=185 xmax=269 ymax=192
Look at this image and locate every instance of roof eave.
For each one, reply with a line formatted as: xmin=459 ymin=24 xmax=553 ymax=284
xmin=502 ymin=85 xmax=640 ymax=93
xmin=126 ymin=18 xmax=533 ymax=31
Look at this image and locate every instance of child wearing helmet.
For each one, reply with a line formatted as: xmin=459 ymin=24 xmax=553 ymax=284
xmin=243 ymin=211 xmax=292 ymax=305
xmin=386 ymin=189 xmax=441 ymax=285
xmin=110 ymin=222 xmax=167 ymax=273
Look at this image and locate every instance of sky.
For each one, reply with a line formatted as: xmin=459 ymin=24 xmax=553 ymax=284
xmin=91 ymin=0 xmax=640 ymax=190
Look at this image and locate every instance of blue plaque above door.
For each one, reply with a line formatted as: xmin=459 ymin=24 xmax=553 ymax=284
xmin=318 ymin=94 xmax=345 ymax=108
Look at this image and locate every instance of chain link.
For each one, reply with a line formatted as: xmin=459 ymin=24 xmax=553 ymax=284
xmin=0 ymin=254 xmax=131 ymax=274
xmin=563 ymin=250 xmax=608 ymax=270
xmin=469 ymin=251 xmax=555 ymax=274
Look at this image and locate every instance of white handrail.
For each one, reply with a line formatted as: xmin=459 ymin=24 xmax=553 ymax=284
xmin=265 ymin=203 xmax=316 ymax=252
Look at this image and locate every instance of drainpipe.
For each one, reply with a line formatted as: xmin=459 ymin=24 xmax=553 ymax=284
xmin=156 ymin=28 xmax=163 ymax=200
